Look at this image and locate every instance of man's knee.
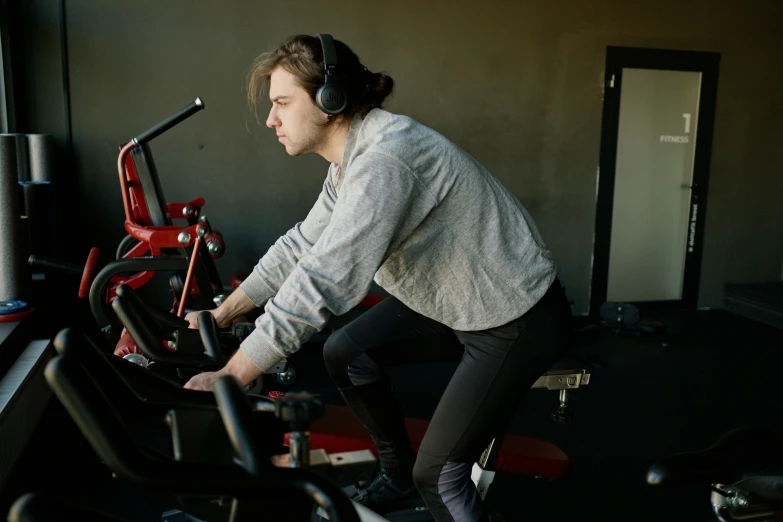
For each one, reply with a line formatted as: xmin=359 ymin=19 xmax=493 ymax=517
xmin=323 ymin=328 xmax=353 ymax=381
xmin=411 ymin=453 xmax=439 ymax=497
xmin=323 ymin=328 xmax=383 ymax=387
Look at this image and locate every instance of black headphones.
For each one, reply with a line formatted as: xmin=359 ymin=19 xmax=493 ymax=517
xmin=315 ymin=34 xmax=348 ymax=115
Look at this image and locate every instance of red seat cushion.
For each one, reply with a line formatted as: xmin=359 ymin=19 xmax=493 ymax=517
xmin=284 ymin=404 xmax=570 ymax=480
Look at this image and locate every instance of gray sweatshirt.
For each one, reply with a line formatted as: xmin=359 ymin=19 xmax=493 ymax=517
xmin=238 ymin=109 xmax=557 ymax=372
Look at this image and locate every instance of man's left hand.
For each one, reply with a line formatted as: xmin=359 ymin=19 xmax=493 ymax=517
xmin=184 ymin=371 xmax=223 ymax=391
xmin=182 ymin=348 xmax=263 ymax=392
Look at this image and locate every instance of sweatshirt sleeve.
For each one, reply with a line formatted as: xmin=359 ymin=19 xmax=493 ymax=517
xmin=239 ymin=152 xmax=420 ymax=372
xmin=238 ymin=165 xmax=339 ymax=307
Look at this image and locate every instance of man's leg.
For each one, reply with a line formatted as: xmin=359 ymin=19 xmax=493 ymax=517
xmin=413 ymin=280 xmax=573 ymax=522
xmin=323 ymin=296 xmax=464 ymax=510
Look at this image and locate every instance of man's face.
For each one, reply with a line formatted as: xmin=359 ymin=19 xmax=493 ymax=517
xmin=266 ymin=67 xmax=329 ymax=156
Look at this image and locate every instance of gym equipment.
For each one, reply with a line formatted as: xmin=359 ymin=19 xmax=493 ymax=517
xmin=21 ymin=100 xmax=230 ymax=345
xmin=315 ymin=34 xmax=348 ymax=114
xmin=0 ymin=133 xmax=30 ymax=181
xmin=83 ymin=98 xmax=231 ymax=343
xmin=26 ymin=134 xmax=56 ymax=183
xmin=28 ymin=247 xmax=102 ymax=301
xmin=109 ymin=283 xmax=289 ymax=390
xmin=9 ymin=492 xmax=140 ymax=522
xmin=29 ymin=327 xmax=371 ymax=522
xmin=0 ymin=135 xmax=29 ymax=304
xmin=108 ymin=281 xmax=386 ymax=389
xmin=0 ymin=300 xmax=34 ymax=324
xmin=647 ymin=427 xmax=783 ymax=521
xmin=41 ymin=316 xmax=592 ymax=521
xmin=19 ymin=181 xmax=55 ymax=259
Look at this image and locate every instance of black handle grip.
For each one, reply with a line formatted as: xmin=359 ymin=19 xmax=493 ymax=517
xmin=115 ymin=284 xmax=189 ymax=333
xmin=197 ymin=311 xmax=227 ymax=366
xmin=9 ymin=493 xmax=129 ymax=522
xmin=28 ymin=255 xmax=83 ymax=275
xmin=111 ymin=296 xmax=206 ymax=368
xmin=214 ymin=375 xmax=266 ymax=476
xmin=133 ymin=98 xmax=204 ymax=145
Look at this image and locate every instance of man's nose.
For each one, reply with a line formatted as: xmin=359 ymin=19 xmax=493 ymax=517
xmin=266 ymin=107 xmax=279 ymax=128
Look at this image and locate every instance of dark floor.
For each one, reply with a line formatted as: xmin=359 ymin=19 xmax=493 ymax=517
xmin=1 ymin=306 xmax=782 ymax=521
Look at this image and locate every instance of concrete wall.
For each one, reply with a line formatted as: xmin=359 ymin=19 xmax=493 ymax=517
xmin=15 ymin=0 xmax=783 ymax=314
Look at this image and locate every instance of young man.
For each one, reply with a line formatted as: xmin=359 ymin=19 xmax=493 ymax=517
xmin=184 ymin=34 xmax=572 ymax=522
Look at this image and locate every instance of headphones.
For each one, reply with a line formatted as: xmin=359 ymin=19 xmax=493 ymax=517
xmin=315 ymin=34 xmax=348 ymax=115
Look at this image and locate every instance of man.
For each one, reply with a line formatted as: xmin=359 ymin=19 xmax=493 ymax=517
xmin=184 ymin=34 xmax=572 ymax=522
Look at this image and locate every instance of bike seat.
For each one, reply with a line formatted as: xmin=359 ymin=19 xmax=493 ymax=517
xmin=647 ymin=427 xmax=783 ymax=502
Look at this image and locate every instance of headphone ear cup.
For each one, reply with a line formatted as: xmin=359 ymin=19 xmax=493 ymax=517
xmin=316 ymin=83 xmax=347 ymax=114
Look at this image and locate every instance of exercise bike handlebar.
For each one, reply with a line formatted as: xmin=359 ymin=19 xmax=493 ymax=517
xmin=132 ymin=98 xmax=204 ymax=145
xmin=214 ymin=375 xmax=266 ymax=476
xmin=198 ymin=311 xmax=227 ymax=367
xmin=111 ymin=296 xmax=217 ymax=369
xmin=115 ymin=283 xmax=189 ymax=333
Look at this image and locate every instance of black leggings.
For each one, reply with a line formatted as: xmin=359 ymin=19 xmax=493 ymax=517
xmin=323 ymin=279 xmax=573 ymax=522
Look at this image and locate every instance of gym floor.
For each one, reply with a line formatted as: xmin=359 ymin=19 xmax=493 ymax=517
xmin=0 ymin=304 xmax=781 ymax=521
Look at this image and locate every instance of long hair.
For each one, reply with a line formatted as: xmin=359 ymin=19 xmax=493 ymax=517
xmin=247 ymin=35 xmax=394 ymax=123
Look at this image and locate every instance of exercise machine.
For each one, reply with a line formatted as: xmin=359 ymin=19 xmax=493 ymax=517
xmin=647 ymin=427 xmax=783 ymax=521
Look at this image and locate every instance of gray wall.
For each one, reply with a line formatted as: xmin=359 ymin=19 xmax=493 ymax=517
xmin=16 ymin=0 xmax=783 ymax=315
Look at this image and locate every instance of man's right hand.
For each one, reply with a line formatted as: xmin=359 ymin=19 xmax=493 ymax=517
xmin=184 ymin=309 xmax=227 ymax=329
xmin=182 ymin=288 xmax=256 ymax=330
xmin=184 ymin=310 xmax=204 ymax=329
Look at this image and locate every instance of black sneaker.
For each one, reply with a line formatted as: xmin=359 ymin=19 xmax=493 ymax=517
xmin=349 ymin=468 xmax=419 ymax=513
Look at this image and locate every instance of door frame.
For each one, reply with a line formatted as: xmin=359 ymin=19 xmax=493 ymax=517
xmin=590 ymin=46 xmax=721 ymax=315
xmin=0 ymin=0 xmax=13 ymax=132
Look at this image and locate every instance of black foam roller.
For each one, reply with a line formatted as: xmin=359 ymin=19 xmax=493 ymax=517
xmin=27 ymin=134 xmax=55 ymax=183
xmin=1 ymin=133 xmax=30 ymax=182
xmin=0 ymin=135 xmax=27 ymax=301
xmin=20 ymin=181 xmax=54 ymax=258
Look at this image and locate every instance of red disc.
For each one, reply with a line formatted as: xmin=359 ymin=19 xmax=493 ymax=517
xmin=0 ymin=307 xmax=34 ymax=323
xmin=268 ymin=391 xmax=284 ymax=399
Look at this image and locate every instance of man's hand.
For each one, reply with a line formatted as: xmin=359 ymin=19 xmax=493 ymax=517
xmin=183 ymin=349 xmax=264 ymax=391
xmin=184 ymin=310 xmax=202 ymax=329
xmin=184 ymin=309 xmax=226 ymax=329
xmin=183 ymin=288 xmax=256 ymax=329
xmin=183 ymin=370 xmax=223 ymax=391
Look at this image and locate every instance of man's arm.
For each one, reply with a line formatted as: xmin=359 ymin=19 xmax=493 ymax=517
xmin=183 ymin=168 xmax=338 ymax=390
xmin=186 ymin=167 xmax=339 ymax=329
xmin=238 ymin=166 xmax=339 ymax=307
xmin=212 ymin=287 xmax=255 ymax=327
xmin=237 ymin=153 xmax=432 ymax=377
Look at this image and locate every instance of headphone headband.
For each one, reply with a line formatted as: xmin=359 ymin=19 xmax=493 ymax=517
xmin=317 ymin=34 xmax=339 ymax=74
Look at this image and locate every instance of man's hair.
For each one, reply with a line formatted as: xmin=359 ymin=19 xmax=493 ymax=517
xmin=247 ymin=35 xmax=394 ymax=123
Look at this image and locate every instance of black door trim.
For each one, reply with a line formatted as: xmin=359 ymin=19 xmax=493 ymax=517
xmin=590 ymin=46 xmax=721 ymax=316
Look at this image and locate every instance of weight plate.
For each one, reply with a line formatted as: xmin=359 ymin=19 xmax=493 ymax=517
xmin=0 ymin=300 xmax=28 ymax=315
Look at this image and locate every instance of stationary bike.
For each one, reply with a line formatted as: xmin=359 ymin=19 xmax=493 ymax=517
xmin=647 ymin=427 xmax=783 ymax=521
